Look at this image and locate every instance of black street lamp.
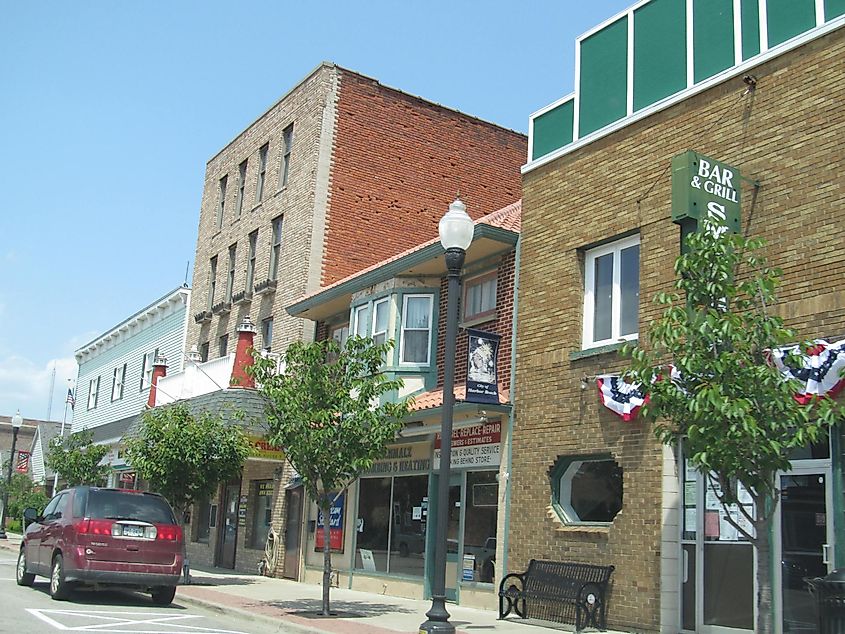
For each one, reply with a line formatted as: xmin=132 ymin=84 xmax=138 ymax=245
xmin=0 ymin=409 xmax=24 ymax=539
xmin=420 ymin=198 xmax=474 ymax=634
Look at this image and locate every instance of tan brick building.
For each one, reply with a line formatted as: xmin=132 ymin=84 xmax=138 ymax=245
xmin=516 ymin=2 xmax=844 ymax=633
xmin=175 ymin=62 xmax=526 ymax=575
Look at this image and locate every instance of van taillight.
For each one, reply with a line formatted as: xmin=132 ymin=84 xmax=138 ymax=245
xmin=75 ymin=519 xmax=114 ymax=536
xmin=155 ymin=524 xmax=183 ymax=543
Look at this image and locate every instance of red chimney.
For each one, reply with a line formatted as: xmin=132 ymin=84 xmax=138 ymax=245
xmin=230 ymin=316 xmax=257 ymax=389
xmin=147 ymin=355 xmax=168 ymax=408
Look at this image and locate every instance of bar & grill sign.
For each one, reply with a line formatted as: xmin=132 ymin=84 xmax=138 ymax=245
xmin=671 ymin=150 xmax=741 ymax=234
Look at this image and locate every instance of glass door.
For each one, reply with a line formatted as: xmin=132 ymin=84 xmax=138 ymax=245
xmin=444 ymin=479 xmax=462 ymax=602
xmin=776 ymin=468 xmax=832 ymax=634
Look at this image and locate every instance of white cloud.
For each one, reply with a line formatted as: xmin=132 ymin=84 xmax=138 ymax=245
xmin=0 ymin=354 xmax=78 ymax=422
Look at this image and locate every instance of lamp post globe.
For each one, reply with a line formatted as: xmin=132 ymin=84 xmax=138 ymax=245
xmin=420 ymin=199 xmax=474 ymax=634
xmin=0 ymin=410 xmax=23 ymax=539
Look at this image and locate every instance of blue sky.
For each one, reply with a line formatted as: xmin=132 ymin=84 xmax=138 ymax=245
xmin=0 ymin=0 xmax=633 ymax=421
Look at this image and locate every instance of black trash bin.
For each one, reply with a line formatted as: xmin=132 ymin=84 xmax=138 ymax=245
xmin=807 ymin=568 xmax=845 ymax=633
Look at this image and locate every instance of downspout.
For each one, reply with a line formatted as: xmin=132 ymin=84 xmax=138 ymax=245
xmin=501 ymin=236 xmax=521 ymax=578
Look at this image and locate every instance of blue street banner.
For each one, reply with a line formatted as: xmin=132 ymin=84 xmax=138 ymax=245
xmin=316 ymin=492 xmax=345 ymax=552
xmin=466 ymin=328 xmax=501 ymax=404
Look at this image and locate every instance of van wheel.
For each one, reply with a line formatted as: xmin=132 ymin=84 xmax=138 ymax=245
xmin=16 ymin=548 xmax=35 ymax=586
xmin=152 ymin=585 xmax=177 ymax=606
xmin=50 ymin=554 xmax=70 ymax=600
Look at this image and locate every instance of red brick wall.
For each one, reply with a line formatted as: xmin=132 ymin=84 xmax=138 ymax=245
xmin=324 ymin=70 xmax=527 ymax=285
xmin=435 ymin=250 xmax=516 ymax=393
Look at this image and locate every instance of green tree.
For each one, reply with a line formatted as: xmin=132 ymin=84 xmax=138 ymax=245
xmin=250 ymin=336 xmax=411 ymax=616
xmin=125 ymin=402 xmax=253 ymax=517
xmin=46 ymin=429 xmax=109 ymax=488
xmin=624 ymin=221 xmax=844 ymax=633
xmin=0 ymin=473 xmax=50 ymax=530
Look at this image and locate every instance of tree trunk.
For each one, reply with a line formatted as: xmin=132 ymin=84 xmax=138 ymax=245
xmin=755 ymin=521 xmax=773 ymax=633
xmin=321 ymin=498 xmax=332 ymax=616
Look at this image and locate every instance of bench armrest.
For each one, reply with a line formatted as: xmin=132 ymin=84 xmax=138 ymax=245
xmin=498 ymin=572 xmax=526 ymax=595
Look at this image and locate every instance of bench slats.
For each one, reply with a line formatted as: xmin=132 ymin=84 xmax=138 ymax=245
xmin=498 ymin=559 xmax=614 ymax=633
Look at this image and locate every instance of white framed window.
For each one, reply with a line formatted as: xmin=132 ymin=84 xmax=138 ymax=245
xmin=582 ymin=235 xmax=640 ymax=349
xmin=256 ymin=143 xmax=269 ymax=203
xmin=88 ymin=376 xmax=100 ymax=410
xmin=216 ymin=175 xmax=227 ymax=230
xmin=400 ymin=294 xmax=432 ymax=365
xmin=353 ymin=304 xmax=370 ymax=338
xmin=226 ymin=243 xmax=237 ymax=303
xmin=279 ymin=124 xmax=293 ymax=187
xmin=111 ymin=364 xmax=126 ymax=402
xmin=372 ymin=298 xmax=389 ymax=346
xmin=235 ymin=160 xmax=247 ymax=216
xmin=463 ymin=272 xmax=497 ymax=321
xmin=140 ymin=348 xmax=158 ymax=390
xmin=331 ymin=323 xmax=349 ymax=348
xmin=246 ymin=230 xmax=258 ymax=291
xmin=268 ymin=215 xmax=283 ymax=281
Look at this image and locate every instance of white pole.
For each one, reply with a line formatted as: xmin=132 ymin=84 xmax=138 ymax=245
xmin=53 ymin=380 xmax=71 ymax=494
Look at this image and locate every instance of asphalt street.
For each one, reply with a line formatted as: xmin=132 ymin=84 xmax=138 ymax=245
xmin=0 ymin=554 xmax=285 ymax=634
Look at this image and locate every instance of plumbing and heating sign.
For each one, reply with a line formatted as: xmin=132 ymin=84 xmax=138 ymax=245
xmin=671 ymin=150 xmax=741 ymax=233
xmin=433 ymin=421 xmax=501 ymax=469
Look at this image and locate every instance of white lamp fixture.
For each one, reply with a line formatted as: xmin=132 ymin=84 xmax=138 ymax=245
xmin=11 ymin=410 xmax=22 ymax=429
xmin=438 ymin=198 xmax=474 ymax=251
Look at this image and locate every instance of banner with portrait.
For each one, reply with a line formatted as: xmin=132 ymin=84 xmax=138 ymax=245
xmin=466 ymin=329 xmax=501 ymax=404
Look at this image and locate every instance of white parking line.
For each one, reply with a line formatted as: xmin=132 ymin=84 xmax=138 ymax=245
xmin=26 ymin=609 xmax=249 ymax=633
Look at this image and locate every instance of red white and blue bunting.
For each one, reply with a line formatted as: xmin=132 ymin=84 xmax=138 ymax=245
xmin=596 ymin=375 xmax=648 ymax=422
xmin=595 ymin=339 xmax=845 ymax=421
xmin=771 ymin=339 xmax=845 ymax=405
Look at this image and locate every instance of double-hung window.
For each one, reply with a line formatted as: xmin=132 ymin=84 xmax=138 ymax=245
xmin=463 ymin=272 xmax=497 ymax=322
xmin=262 ymin=317 xmax=274 ymax=351
xmin=400 ymin=295 xmax=432 ymax=365
xmin=208 ymin=256 xmax=218 ymax=310
xmin=582 ymin=235 xmax=640 ymax=349
xmin=280 ymin=124 xmax=293 ymax=187
xmin=268 ymin=215 xmax=283 ymax=281
xmin=219 ymin=334 xmax=229 ymax=357
xmin=256 ymin=143 xmax=269 ymax=203
xmin=246 ymin=230 xmax=258 ymax=292
xmin=353 ymin=304 xmax=369 ymax=338
xmin=88 ymin=376 xmax=100 ymax=410
xmin=111 ymin=364 xmax=126 ymax=402
xmin=140 ymin=348 xmax=158 ymax=390
xmin=235 ymin=160 xmax=247 ymax=216
xmin=216 ymin=175 xmax=227 ymax=230
xmin=372 ymin=298 xmax=389 ymax=346
xmin=226 ymin=243 xmax=237 ymax=303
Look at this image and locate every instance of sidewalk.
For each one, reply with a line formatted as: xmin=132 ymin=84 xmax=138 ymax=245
xmin=0 ymin=536 xmax=623 ymax=634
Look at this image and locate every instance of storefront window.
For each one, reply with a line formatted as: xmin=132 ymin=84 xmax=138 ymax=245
xmin=356 ymin=477 xmax=391 ymax=572
xmin=389 ymin=475 xmax=428 ymax=577
xmin=195 ymin=498 xmax=212 ymax=543
xmin=462 ymin=471 xmax=498 ymax=583
xmin=356 ymin=475 xmax=428 ymax=577
xmin=250 ymin=480 xmax=274 ymax=549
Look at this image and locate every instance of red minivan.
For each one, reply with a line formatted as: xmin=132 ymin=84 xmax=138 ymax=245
xmin=15 ymin=486 xmax=184 ymax=605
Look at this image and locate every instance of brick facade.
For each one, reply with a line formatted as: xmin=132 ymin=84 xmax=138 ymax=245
xmin=184 ymin=62 xmax=525 ymax=576
xmin=516 ymin=28 xmax=845 ymax=633
xmin=326 ymin=71 xmax=526 ymax=284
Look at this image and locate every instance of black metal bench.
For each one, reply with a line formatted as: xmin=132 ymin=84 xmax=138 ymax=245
xmin=498 ymin=559 xmax=614 ymax=632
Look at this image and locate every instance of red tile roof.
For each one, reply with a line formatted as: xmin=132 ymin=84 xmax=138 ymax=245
xmin=408 ymin=384 xmax=510 ymax=412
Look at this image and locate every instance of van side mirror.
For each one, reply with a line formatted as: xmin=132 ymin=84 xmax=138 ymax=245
xmin=23 ymin=507 xmax=39 ymax=528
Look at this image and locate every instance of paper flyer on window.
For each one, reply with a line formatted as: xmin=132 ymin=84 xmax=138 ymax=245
xmin=466 ymin=328 xmax=501 ymax=404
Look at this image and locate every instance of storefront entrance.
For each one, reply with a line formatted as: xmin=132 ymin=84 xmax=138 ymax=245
xmin=775 ymin=467 xmax=832 ymax=634
xmin=681 ymin=448 xmax=833 ymax=634
xmin=216 ymin=481 xmax=240 ymax=569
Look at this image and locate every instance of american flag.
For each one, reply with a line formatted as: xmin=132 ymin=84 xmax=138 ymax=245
xmin=66 ymin=388 xmax=75 ymax=409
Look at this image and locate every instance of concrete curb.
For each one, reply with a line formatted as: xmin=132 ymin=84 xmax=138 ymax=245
xmin=176 ymin=590 xmax=327 ymax=634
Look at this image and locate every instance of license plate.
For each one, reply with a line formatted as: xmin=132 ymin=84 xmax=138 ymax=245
xmin=122 ymin=525 xmax=144 ymax=537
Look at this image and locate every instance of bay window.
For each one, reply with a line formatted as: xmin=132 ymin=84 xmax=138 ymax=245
xmin=400 ymin=295 xmax=432 ymax=364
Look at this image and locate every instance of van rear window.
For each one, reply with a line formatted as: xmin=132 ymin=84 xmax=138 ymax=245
xmin=86 ymin=490 xmax=176 ymax=524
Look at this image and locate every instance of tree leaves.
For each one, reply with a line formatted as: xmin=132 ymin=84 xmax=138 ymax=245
xmin=125 ymin=403 xmax=253 ymax=514
xmin=46 ymin=429 xmax=110 ymax=488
